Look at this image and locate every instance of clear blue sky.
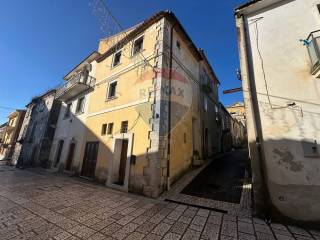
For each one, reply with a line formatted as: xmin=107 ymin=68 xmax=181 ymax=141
xmin=0 ymin=0 xmax=247 ymax=123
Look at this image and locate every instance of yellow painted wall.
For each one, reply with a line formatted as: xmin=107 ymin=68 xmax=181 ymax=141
xmin=84 ymin=21 xmax=160 ymax=190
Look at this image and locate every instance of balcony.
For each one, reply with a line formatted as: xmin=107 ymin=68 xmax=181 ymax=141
xmin=56 ymin=72 xmax=96 ymax=102
xmin=306 ymin=30 xmax=320 ymax=77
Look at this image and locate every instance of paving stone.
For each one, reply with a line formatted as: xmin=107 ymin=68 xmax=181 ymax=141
xmin=256 ymin=232 xmax=275 ymax=240
xmin=288 ymin=226 xmax=312 ymax=237
xmin=201 ymin=223 xmax=220 ymax=240
xmin=144 ymin=233 xmax=162 ymax=240
xmin=163 ymin=232 xmax=182 ymax=240
xmin=170 ymin=221 xmax=188 ymax=235
xmin=90 ymin=219 xmax=115 ymax=231
xmin=238 ymin=232 xmax=256 ymax=240
xmin=112 ymin=223 xmax=139 ymax=240
xmin=192 ymin=216 xmax=207 ymax=226
xmin=163 ymin=218 xmax=176 ymax=225
xmin=221 ymin=235 xmax=237 ymax=240
xmin=221 ymin=220 xmax=237 ymax=237
xmin=274 ymin=234 xmax=295 ymax=240
xmin=125 ymin=232 xmax=145 ymax=240
xmin=254 ymin=223 xmax=273 ymax=235
xmin=197 ymin=209 xmax=210 ymax=218
xmin=67 ymin=224 xmax=96 ymax=239
xmin=101 ymin=223 xmax=122 ymax=236
xmin=151 ymin=222 xmax=172 ymax=236
xmin=238 ymin=221 xmax=255 ymax=234
xmin=189 ymin=224 xmax=205 ymax=232
xmin=136 ymin=221 xmax=156 ymax=234
xmin=52 ymin=231 xmax=72 ymax=240
xmin=178 ymin=216 xmax=192 ymax=225
xmin=88 ymin=232 xmax=113 ymax=240
xmin=182 ymin=229 xmax=201 ymax=240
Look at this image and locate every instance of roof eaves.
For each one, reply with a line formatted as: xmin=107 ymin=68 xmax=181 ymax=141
xmin=96 ymin=10 xmax=203 ymax=62
xmin=235 ymin=0 xmax=262 ymax=11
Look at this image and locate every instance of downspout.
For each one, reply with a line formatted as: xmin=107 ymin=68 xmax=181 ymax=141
xmin=239 ymin=14 xmax=271 ymax=217
xmin=166 ymin=21 xmax=177 ymax=191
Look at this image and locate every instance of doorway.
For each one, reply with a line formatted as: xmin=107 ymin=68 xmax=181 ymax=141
xmin=81 ymin=142 xmax=99 ymax=179
xmin=54 ymin=140 xmax=64 ymax=168
xmin=65 ymin=142 xmax=75 ymax=171
xmin=106 ymin=133 xmax=133 ymax=192
xmin=115 ymin=139 xmax=128 ymax=185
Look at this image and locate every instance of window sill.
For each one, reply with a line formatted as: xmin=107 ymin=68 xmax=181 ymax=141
xmin=75 ymin=111 xmax=84 ymax=116
xmin=131 ymin=49 xmax=146 ymax=58
xmin=105 ymin=96 xmax=118 ymax=102
xmin=111 ymin=63 xmax=122 ymax=69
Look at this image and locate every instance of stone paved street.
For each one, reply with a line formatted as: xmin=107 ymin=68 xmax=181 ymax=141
xmin=0 ymin=165 xmax=319 ymax=240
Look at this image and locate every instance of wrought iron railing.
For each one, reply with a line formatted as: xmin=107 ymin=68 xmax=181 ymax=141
xmin=306 ymin=30 xmax=320 ymax=73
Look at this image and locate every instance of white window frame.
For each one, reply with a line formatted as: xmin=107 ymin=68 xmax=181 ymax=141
xmin=107 ymin=80 xmax=118 ymax=100
xmin=112 ymin=50 xmax=122 ymax=67
xmin=75 ymin=97 xmax=85 ymax=114
xmin=132 ymin=35 xmax=144 ymax=56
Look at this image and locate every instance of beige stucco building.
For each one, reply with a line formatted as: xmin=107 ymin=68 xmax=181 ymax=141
xmin=0 ymin=110 xmax=25 ymax=164
xmin=236 ymin=0 xmax=320 ymax=224
xmin=226 ymin=102 xmax=246 ymax=126
xmin=51 ymin=11 xmax=221 ymax=198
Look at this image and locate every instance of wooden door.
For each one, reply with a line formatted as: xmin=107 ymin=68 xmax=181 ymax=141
xmin=118 ymin=140 xmax=128 ymax=185
xmin=65 ymin=143 xmax=75 ymax=171
xmin=81 ymin=142 xmax=99 ymax=179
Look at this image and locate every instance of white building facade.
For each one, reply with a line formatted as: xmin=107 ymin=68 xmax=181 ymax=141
xmin=236 ymin=0 xmax=320 ymax=224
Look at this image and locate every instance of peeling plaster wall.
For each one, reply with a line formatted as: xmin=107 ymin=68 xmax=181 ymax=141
xmin=237 ymin=0 xmax=320 ymax=222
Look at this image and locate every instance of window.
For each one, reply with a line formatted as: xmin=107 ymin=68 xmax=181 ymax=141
xmin=101 ymin=124 xmax=107 ymax=135
xmin=112 ymin=51 xmax=122 ymax=67
xmin=132 ymin=36 xmax=144 ymax=55
xmin=107 ymin=123 xmax=113 ymax=134
xmin=204 ymin=96 xmax=208 ymax=112
xmin=76 ymin=97 xmax=85 ymax=114
xmin=107 ymin=81 xmax=117 ymax=99
xmin=64 ymin=103 xmax=72 ymax=118
xmin=176 ymin=40 xmax=181 ymax=50
xmin=183 ymin=132 xmax=187 ymax=143
xmin=38 ymin=101 xmax=45 ymax=112
xmin=120 ymin=121 xmax=128 ymax=133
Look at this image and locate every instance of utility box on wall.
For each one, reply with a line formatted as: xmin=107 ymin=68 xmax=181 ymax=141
xmin=301 ymin=139 xmax=320 ymax=158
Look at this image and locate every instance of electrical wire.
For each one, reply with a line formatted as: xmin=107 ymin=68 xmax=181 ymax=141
xmin=253 ymin=20 xmax=304 ymax=117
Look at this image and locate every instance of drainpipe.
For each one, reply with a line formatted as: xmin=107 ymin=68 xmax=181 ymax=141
xmin=166 ymin=20 xmax=177 ymax=191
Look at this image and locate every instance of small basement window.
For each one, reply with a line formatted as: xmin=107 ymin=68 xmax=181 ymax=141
xmin=132 ymin=36 xmax=144 ymax=55
xmin=112 ymin=51 xmax=121 ymax=67
xmin=107 ymin=81 xmax=117 ymax=99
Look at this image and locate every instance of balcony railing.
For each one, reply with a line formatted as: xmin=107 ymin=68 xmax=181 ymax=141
xmin=56 ymin=72 xmax=96 ymax=102
xmin=306 ymin=30 xmax=320 ymax=75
